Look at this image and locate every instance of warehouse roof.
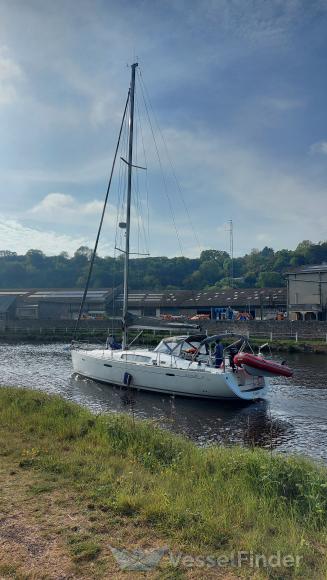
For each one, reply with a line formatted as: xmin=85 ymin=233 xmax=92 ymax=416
xmin=0 ymin=290 xmax=30 ymax=296
xmin=286 ymin=264 xmax=327 ymax=275
xmin=0 ymin=287 xmax=286 ymax=308
xmin=115 ymin=287 xmax=286 ymax=307
xmin=25 ymin=289 xmax=114 ymax=303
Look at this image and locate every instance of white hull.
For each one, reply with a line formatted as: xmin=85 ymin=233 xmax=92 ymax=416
xmin=71 ymin=348 xmax=269 ymax=401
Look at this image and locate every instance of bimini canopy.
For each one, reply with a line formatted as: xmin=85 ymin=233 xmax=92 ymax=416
xmin=154 ymin=334 xmax=207 ymax=355
xmin=199 ymin=333 xmax=246 ymax=347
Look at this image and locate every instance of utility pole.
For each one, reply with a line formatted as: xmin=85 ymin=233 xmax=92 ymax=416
xmin=122 ymin=62 xmax=138 ymax=349
xmin=229 ymin=219 xmax=234 ymax=288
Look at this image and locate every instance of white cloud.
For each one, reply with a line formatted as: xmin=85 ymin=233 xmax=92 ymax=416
xmin=0 ymin=215 xmax=95 ymax=256
xmin=89 ymin=93 xmax=121 ymax=127
xmin=0 ymin=1 xmax=326 ymax=258
xmin=262 ymin=97 xmax=304 ymax=111
xmin=310 ymin=141 xmax=327 ymax=155
xmin=184 ymin=0 xmax=322 ymax=48
xmin=158 ymin=126 xmax=327 ymax=248
xmin=0 ymin=46 xmax=21 ymax=81
xmin=29 ymin=193 xmax=104 ymax=220
xmin=0 ymin=187 xmax=150 ymax=257
xmin=25 ymin=192 xmax=124 ymax=251
xmin=0 ymin=85 xmax=18 ymax=106
xmin=4 ymin=152 xmax=117 ymax=186
xmin=0 ymin=45 xmax=22 ymax=105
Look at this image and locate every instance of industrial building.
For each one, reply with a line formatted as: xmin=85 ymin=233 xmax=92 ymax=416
xmin=13 ymin=289 xmax=115 ymax=320
xmin=0 ymin=286 xmax=286 ymax=321
xmin=286 ymin=264 xmax=327 ymax=320
xmin=0 ymin=291 xmax=32 ymax=324
xmin=114 ymin=287 xmax=286 ymax=320
xmin=0 ymin=295 xmax=18 ymax=323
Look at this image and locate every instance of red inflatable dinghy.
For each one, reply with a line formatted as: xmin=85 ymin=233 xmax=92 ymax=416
xmin=234 ymin=352 xmax=293 ymax=378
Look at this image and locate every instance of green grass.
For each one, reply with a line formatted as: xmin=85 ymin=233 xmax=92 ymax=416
xmin=67 ymin=533 xmax=101 ymax=562
xmin=0 ymin=386 xmax=327 ymax=578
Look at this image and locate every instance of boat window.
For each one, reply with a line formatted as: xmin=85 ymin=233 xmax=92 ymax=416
xmin=154 ymin=342 xmax=170 ymax=354
xmin=154 ymin=340 xmax=177 ymax=354
xmin=165 ymin=341 xmax=179 ymax=351
xmin=198 ymin=344 xmax=208 ymax=355
xmin=188 ymin=341 xmax=207 ymax=355
xmin=181 ymin=340 xmax=200 ymax=353
xmin=170 ymin=343 xmax=182 ymax=356
xmin=176 ymin=340 xmax=207 ymax=356
xmin=120 ymin=354 xmax=152 ymax=363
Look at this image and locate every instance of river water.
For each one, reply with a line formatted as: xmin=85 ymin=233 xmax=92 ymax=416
xmin=1 ymin=342 xmax=326 ymax=464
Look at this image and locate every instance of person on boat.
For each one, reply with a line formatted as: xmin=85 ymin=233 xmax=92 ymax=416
xmin=226 ymin=339 xmax=242 ymax=372
xmin=214 ymin=339 xmax=224 ymax=368
xmin=106 ymin=335 xmax=122 ymax=350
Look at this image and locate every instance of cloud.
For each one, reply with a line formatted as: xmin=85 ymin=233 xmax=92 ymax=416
xmin=26 ymin=193 xmax=128 ymax=251
xmin=158 ymin=126 xmax=327 ymax=247
xmin=183 ymin=0 xmax=324 ymax=48
xmin=4 ymin=159 xmax=109 ymax=188
xmin=0 ymin=187 xmax=150 ymax=257
xmin=0 ymin=45 xmax=22 ymax=105
xmin=0 ymin=0 xmax=326 ymax=259
xmin=0 ymin=46 xmax=22 ymax=81
xmin=30 ymin=193 xmax=104 ymax=218
xmin=262 ymin=97 xmax=305 ymax=111
xmin=48 ymin=58 xmax=125 ymax=128
xmin=0 ymin=215 xmax=96 ymax=256
xmin=310 ymin=141 xmax=327 ymax=155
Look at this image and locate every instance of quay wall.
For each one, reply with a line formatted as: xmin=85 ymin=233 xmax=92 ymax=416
xmin=1 ymin=318 xmax=327 ymax=342
xmin=0 ymin=319 xmax=122 ymax=339
xmin=0 ymin=319 xmax=115 ymax=331
xmin=201 ymin=320 xmax=327 ymax=340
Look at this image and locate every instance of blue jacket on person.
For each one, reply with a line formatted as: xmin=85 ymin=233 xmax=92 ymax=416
xmin=214 ymin=341 xmax=224 ymax=361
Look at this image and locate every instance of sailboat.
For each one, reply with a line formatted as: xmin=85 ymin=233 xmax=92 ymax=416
xmin=71 ymin=63 xmax=292 ymax=401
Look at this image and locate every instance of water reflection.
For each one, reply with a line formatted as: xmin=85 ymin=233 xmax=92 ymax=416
xmin=67 ymin=373 xmax=291 ymax=451
xmin=0 ymin=342 xmax=326 ymax=463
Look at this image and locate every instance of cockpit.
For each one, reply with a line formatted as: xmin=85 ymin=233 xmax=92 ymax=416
xmin=154 ymin=334 xmax=209 ymax=358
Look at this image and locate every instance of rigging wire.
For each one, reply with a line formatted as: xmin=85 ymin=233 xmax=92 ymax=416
xmin=135 ymin=85 xmax=150 ymax=251
xmin=137 ymin=70 xmax=206 ymax=304
xmin=73 ymin=89 xmax=130 ymax=340
xmin=114 ymin=109 xmax=129 ymax=253
xmin=137 ymin=72 xmax=203 ymax=307
xmin=130 ymin=107 xmax=141 ymax=290
xmin=136 ymin=70 xmax=184 ymax=257
xmin=111 ymin=103 xmax=130 ymax=328
xmin=133 ymin=91 xmax=149 ymax=257
xmin=133 ymin=104 xmax=141 ymax=257
xmin=138 ymin=69 xmax=202 ymax=256
xmin=129 ymin=99 xmax=151 ymax=292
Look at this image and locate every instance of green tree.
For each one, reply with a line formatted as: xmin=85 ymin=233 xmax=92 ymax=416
xmin=25 ymin=249 xmax=46 ymax=269
xmin=257 ymin=271 xmax=284 ymax=287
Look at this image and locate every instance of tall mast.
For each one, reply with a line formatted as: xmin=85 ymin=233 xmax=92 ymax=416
xmin=229 ymin=219 xmax=234 ymax=289
xmin=122 ymin=62 xmax=138 ymax=349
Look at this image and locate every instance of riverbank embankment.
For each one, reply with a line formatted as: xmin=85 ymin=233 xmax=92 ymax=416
xmin=2 ymin=318 xmax=327 ymax=352
xmin=0 ymin=387 xmax=326 ymax=578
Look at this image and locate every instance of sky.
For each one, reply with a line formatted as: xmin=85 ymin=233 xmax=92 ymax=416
xmin=0 ymin=0 xmax=327 ymax=258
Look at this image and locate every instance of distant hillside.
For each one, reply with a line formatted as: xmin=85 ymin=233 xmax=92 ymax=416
xmin=0 ymin=240 xmax=326 ymax=290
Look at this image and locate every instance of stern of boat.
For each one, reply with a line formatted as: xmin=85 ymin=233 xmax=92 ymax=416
xmin=224 ymin=368 xmax=269 ymax=400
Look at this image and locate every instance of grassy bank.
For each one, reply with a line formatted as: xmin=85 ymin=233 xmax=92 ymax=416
xmin=249 ymin=337 xmax=327 ymax=354
xmin=0 ymin=388 xmax=327 ymax=578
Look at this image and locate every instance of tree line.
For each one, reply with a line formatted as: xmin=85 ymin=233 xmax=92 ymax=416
xmin=0 ymin=239 xmax=326 ymax=290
